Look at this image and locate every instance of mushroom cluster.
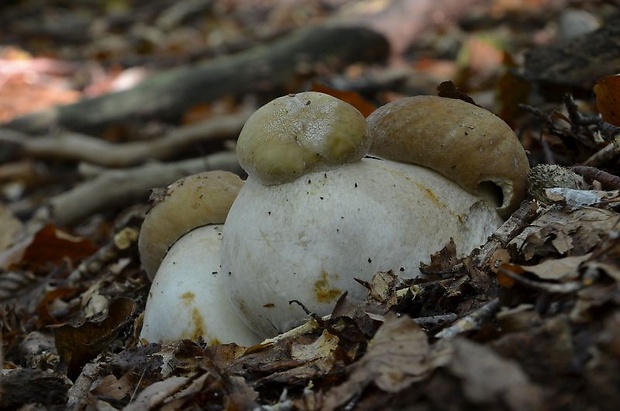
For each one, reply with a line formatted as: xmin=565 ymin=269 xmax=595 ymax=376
xmin=139 ymin=92 xmax=529 ymax=344
xmin=138 ymin=171 xmax=260 ymax=345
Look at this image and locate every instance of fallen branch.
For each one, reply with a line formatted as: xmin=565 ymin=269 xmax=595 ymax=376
xmin=434 ymin=298 xmax=500 ymax=339
xmin=0 ymin=110 xmax=251 ymax=167
xmin=32 ymin=151 xmax=241 ymax=226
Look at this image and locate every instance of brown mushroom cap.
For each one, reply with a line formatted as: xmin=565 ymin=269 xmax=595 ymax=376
xmin=138 ymin=170 xmax=244 ymax=279
xmin=367 ymin=95 xmax=529 ymax=217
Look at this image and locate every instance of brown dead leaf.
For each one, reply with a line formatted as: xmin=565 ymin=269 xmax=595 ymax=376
xmin=204 ymin=343 xmax=248 ymax=370
xmin=498 ymin=263 xmax=525 ymax=289
xmin=492 ymin=315 xmax=576 ymax=383
xmin=90 ymin=372 xmax=134 ymax=401
xmin=54 ymin=297 xmax=136 ymax=380
xmin=0 ymin=369 xmax=70 ymax=410
xmin=419 ymin=239 xmax=463 ymax=276
xmin=321 ymin=315 xmax=432 ymax=410
xmin=20 ymin=224 xmax=98 ymax=270
xmin=594 ymin=74 xmax=620 ymax=126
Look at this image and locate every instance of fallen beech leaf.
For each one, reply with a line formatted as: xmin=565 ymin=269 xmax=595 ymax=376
xmin=90 ymin=372 xmax=134 ymax=401
xmin=54 ymin=297 xmax=136 ymax=380
xmin=594 ymin=74 xmax=620 ymax=126
xmin=21 ymin=224 xmax=98 ymax=269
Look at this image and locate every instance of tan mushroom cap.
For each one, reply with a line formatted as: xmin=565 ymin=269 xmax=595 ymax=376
xmin=138 ymin=170 xmax=244 ymax=279
xmin=367 ymin=95 xmax=529 ymax=217
xmin=236 ymin=91 xmax=369 ymax=185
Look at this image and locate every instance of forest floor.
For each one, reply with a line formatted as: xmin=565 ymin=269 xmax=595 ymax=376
xmin=1 ymin=0 xmax=620 ymax=410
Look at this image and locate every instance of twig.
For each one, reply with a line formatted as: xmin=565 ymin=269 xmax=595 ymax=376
xmin=31 ymin=151 xmax=241 ymax=226
xmin=413 ymin=313 xmax=457 ymax=327
xmin=0 ymin=110 xmax=251 ymax=167
xmin=580 ymin=144 xmax=620 ymax=167
xmin=434 ymin=298 xmax=500 ymax=339
xmin=473 ymin=201 xmax=541 ymax=269
xmin=572 ymin=165 xmax=620 ymax=190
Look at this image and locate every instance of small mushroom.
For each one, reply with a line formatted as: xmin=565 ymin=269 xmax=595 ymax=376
xmin=236 ymin=91 xmax=369 ymax=185
xmin=221 ymin=92 xmax=527 ymax=338
xmin=139 ymin=171 xmax=260 ymax=345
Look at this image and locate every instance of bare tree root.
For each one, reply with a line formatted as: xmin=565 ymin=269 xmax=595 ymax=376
xmin=0 ymin=109 xmax=251 ymax=167
xmin=32 ymin=151 xmax=241 ymax=226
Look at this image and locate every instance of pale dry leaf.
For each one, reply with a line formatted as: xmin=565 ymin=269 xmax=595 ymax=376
xmin=522 ymin=253 xmax=592 ymax=281
xmin=449 ymin=338 xmax=543 ymax=411
xmin=0 ymin=203 xmax=22 ymax=252
xmin=291 ymin=329 xmax=339 ymax=362
xmin=91 ymin=372 xmax=134 ymax=401
xmin=124 ymin=376 xmax=189 ymax=411
xmin=321 ymin=315 xmax=431 ymax=410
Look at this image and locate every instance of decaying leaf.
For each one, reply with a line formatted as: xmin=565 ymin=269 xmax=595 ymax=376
xmin=509 ymin=206 xmax=620 ymax=261
xmin=0 ymin=369 xmax=70 ymax=410
xmin=594 ymin=73 xmax=620 ymax=126
xmin=21 ymin=224 xmax=98 ymax=270
xmin=419 ymin=238 xmax=462 ymax=276
xmin=54 ymin=297 xmax=136 ymax=380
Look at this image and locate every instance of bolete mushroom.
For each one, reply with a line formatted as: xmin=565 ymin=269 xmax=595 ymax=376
xmin=139 ymin=171 xmax=260 ymax=345
xmin=366 ymin=95 xmax=530 ymax=217
xmin=220 ymin=92 xmax=529 ymax=338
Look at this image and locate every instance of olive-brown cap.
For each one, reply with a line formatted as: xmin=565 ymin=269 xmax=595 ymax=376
xmin=367 ymin=96 xmax=529 ymax=217
xmin=138 ymin=170 xmax=244 ymax=279
xmin=236 ymin=92 xmax=369 ymax=185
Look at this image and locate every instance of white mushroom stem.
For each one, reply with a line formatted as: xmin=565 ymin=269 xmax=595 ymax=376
xmin=140 ymin=224 xmax=261 ymax=346
xmin=222 ymin=158 xmax=502 ymax=338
